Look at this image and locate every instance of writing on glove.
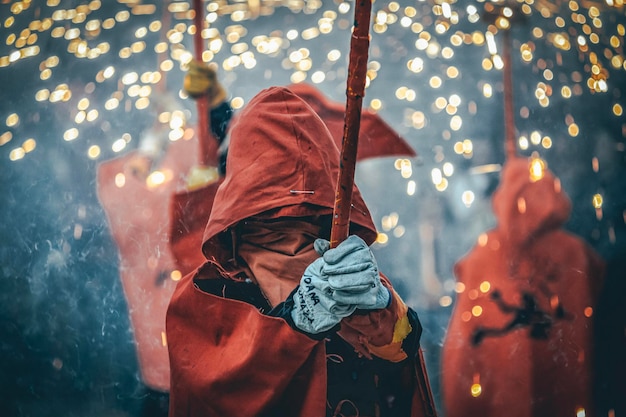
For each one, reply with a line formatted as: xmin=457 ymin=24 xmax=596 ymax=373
xmin=291 ymin=258 xmax=356 ymax=334
xmin=290 ymin=235 xmax=390 ymax=335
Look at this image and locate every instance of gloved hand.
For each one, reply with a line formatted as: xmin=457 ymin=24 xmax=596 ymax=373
xmin=183 ymin=60 xmax=227 ymax=106
xmin=290 ymin=258 xmax=357 ymax=334
xmin=290 ymin=235 xmax=390 ymax=335
xmin=314 ymin=235 xmax=390 ymax=310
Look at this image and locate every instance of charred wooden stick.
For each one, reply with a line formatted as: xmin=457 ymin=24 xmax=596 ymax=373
xmin=329 ymin=3 xmax=438 ymax=415
xmin=330 ymin=0 xmax=371 ymax=249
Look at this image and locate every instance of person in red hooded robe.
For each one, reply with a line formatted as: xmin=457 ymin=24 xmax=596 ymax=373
xmin=441 ymin=156 xmax=605 ymax=417
xmin=166 ymin=86 xmax=432 ymax=417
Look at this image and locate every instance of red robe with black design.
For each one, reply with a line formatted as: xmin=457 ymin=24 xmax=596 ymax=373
xmin=441 ymin=157 xmax=605 ymax=417
xmin=166 ymin=87 xmax=432 ymax=417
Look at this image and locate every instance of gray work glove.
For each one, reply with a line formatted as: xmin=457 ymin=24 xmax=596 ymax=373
xmin=291 ymin=258 xmax=356 ymax=334
xmin=290 ymin=235 xmax=391 ymax=335
xmin=315 ymin=235 xmax=390 ymax=310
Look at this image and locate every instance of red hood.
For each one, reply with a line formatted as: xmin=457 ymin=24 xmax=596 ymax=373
xmin=202 ymin=86 xmax=377 ymax=261
xmin=492 ymin=156 xmax=571 ymax=247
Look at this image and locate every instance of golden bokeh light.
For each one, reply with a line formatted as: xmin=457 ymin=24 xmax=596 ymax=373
xmin=470 ymin=383 xmax=482 ymax=397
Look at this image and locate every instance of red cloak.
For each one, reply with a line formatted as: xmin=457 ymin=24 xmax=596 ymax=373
xmin=166 ymin=87 xmax=430 ymax=417
xmin=441 ymin=157 xmax=605 ymax=417
xmin=98 ymin=83 xmax=416 ymax=393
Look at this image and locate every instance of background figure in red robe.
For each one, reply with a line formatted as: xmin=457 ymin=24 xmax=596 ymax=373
xmin=166 ymin=86 xmax=434 ymax=417
xmin=96 ymin=79 xmax=232 ymax=393
xmin=441 ymin=156 xmax=605 ymax=417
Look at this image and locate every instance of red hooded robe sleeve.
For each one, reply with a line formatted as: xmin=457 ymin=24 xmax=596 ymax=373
xmin=166 ymin=263 xmax=328 ymax=417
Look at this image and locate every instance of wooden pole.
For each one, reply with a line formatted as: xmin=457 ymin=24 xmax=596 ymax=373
xmin=192 ymin=0 xmax=217 ymax=166
xmin=328 ymin=2 xmax=438 ymax=415
xmin=329 ymin=0 xmax=371 ymax=249
xmin=503 ymin=29 xmax=516 ymax=160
